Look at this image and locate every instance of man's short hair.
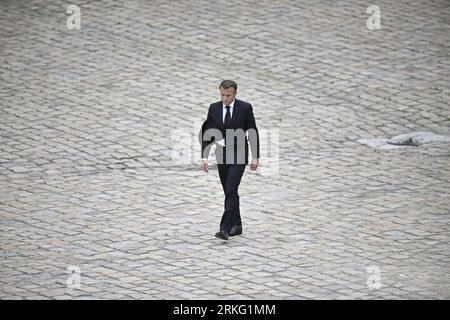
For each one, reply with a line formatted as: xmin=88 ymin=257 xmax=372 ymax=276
xmin=219 ymin=80 xmax=238 ymax=91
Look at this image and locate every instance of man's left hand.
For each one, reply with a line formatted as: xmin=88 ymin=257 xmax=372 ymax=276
xmin=250 ymin=159 xmax=259 ymax=171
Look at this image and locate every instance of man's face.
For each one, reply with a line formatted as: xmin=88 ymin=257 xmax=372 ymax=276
xmin=219 ymin=87 xmax=237 ymax=106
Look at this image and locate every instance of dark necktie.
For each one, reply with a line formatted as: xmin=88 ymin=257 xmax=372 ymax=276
xmin=224 ymin=105 xmax=232 ymax=129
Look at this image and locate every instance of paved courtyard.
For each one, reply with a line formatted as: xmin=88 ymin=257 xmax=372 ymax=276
xmin=1 ymin=0 xmax=449 ymax=299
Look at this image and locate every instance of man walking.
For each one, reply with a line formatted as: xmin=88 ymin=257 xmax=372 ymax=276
xmin=200 ymin=80 xmax=260 ymax=240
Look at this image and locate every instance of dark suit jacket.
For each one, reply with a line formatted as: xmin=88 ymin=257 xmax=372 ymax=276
xmin=200 ymin=99 xmax=260 ymax=165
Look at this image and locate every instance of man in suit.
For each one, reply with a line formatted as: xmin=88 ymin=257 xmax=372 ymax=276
xmin=200 ymin=80 xmax=260 ymax=240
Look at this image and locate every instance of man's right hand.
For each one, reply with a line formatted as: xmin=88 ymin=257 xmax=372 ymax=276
xmin=201 ymin=160 xmax=209 ymax=173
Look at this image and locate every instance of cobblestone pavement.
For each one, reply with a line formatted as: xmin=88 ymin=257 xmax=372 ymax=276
xmin=1 ymin=0 xmax=449 ymax=299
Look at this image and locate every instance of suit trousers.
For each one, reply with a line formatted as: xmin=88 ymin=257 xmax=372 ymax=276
xmin=217 ymin=164 xmax=246 ymax=232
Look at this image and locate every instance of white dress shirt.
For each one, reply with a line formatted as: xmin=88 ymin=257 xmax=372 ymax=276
xmin=222 ymin=100 xmax=235 ymax=123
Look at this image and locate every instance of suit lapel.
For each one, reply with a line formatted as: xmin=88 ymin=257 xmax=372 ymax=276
xmin=231 ymin=100 xmax=239 ymax=128
xmin=215 ymin=103 xmax=224 ymax=131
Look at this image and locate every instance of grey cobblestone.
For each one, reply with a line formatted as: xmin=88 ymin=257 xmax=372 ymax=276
xmin=1 ymin=0 xmax=449 ymax=299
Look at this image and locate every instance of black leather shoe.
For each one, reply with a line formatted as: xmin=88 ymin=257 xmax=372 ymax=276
xmin=229 ymin=225 xmax=243 ymax=236
xmin=215 ymin=230 xmax=229 ymax=240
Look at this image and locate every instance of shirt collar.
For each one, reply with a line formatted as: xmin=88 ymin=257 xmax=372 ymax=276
xmin=223 ymin=100 xmax=235 ymax=109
